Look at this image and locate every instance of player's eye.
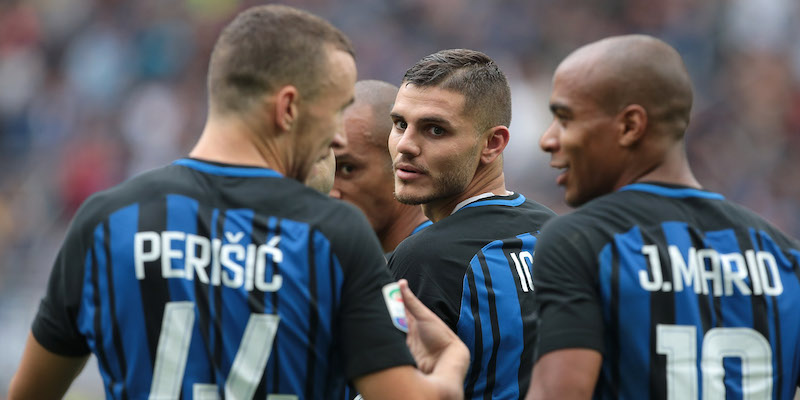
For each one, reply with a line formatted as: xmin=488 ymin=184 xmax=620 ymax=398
xmin=553 ymin=113 xmax=569 ymax=127
xmin=338 ymin=164 xmax=355 ymax=177
xmin=430 ymin=126 xmax=445 ymax=136
xmin=394 ymin=120 xmax=408 ymax=131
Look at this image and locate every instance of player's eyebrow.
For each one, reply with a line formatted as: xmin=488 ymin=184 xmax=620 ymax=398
xmin=417 ymin=116 xmax=452 ymax=127
xmin=334 ymin=152 xmax=354 ymax=163
xmin=390 ymin=113 xmax=454 ymax=129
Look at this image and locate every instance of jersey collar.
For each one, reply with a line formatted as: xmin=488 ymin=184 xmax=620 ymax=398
xmin=174 ymin=158 xmax=284 ymax=178
xmin=410 ymin=220 xmax=433 ymax=235
xmin=618 ymin=182 xmax=724 ymax=200
xmin=451 ymin=192 xmax=525 ymax=215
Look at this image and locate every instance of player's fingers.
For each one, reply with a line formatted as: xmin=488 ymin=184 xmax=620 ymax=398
xmin=398 ymin=279 xmax=428 ymax=320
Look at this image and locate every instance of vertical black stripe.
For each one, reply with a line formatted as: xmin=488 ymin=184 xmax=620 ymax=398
xmin=194 ymin=204 xmax=214 ymax=379
xmin=464 ymin=267 xmax=483 ymax=398
xmin=608 ymin=243 xmax=620 ymax=398
xmin=329 ymin=250 xmax=338 ymax=332
xmin=250 ymin=214 xmax=269 ymax=400
xmin=137 ymin=197 xmax=171 ymax=369
xmin=649 ymin=230 xmax=675 ymax=400
xmin=248 ymin=214 xmax=269 ymax=315
xmin=324 ymin=250 xmax=340 ymax=393
xmin=760 ymin=234 xmax=783 ymax=400
xmin=103 ymin=221 xmax=128 ymax=400
xmin=740 ymin=231 xmax=771 ymax=342
xmin=90 ymin=240 xmax=114 ymax=390
xmin=305 ymin=228 xmax=320 ymax=398
xmin=477 ymin=251 xmax=501 ymax=400
xmin=711 ymin=295 xmax=723 ymax=327
xmin=271 ymin=220 xmax=282 ymax=391
xmin=769 ymin=290 xmax=783 ymax=400
xmin=501 ymin=238 xmax=535 ymax=396
xmin=690 ymin=227 xmax=712 ymax=335
xmin=213 ymin=210 xmax=225 ymax=376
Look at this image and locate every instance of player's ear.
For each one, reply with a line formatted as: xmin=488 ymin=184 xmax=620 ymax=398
xmin=618 ymin=104 xmax=647 ymax=147
xmin=480 ymin=126 xmax=509 ymax=164
xmin=273 ymin=85 xmax=299 ymax=134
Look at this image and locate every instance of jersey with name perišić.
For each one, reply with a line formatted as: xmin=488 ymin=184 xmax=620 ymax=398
xmin=32 ymin=158 xmax=414 ymax=400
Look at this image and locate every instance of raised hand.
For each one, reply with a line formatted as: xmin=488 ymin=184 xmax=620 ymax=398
xmin=399 ymin=279 xmax=469 ymax=375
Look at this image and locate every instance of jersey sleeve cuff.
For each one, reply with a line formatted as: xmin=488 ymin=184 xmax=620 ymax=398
xmin=31 ymin=306 xmax=90 ymax=357
xmin=346 ymin=341 xmax=416 ymax=381
xmin=535 ymin=329 xmax=604 ymax=362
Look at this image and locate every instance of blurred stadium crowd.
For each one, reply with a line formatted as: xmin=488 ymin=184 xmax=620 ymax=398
xmin=0 ymin=0 xmax=798 ymax=397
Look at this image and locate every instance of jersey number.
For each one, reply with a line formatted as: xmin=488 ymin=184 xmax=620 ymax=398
xmin=656 ymin=324 xmax=772 ymax=400
xmin=149 ymin=301 xmax=295 ymax=400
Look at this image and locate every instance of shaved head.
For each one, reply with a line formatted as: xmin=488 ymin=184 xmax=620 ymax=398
xmin=557 ymin=34 xmax=693 ymax=137
xmin=353 ymin=80 xmax=399 ymax=148
xmin=333 ymin=80 xmax=405 ymax=243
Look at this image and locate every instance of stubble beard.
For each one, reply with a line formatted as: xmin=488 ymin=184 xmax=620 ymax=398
xmin=394 ymin=163 xmax=474 ymax=206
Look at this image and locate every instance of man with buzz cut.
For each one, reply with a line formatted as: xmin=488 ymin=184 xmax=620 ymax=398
xmin=331 ymin=80 xmax=430 ymax=255
xmin=8 ymin=5 xmax=470 ymax=400
xmin=388 ymin=48 xmax=556 ymax=399
xmin=526 ymin=34 xmax=800 ymax=400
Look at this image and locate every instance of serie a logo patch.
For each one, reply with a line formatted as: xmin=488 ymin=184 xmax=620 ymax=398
xmin=382 ymin=282 xmax=408 ymax=332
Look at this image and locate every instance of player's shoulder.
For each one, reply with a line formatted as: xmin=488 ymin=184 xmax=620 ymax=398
xmin=307 ymin=193 xmax=374 ymax=236
xmin=535 ymin=202 xmax=615 ymax=254
xmin=69 ymin=164 xmax=178 ymax=230
xmin=719 ymin=198 xmax=800 ymax=249
xmin=390 ymin=221 xmax=442 ymax=261
xmin=519 ymin=196 xmax=559 ymax=219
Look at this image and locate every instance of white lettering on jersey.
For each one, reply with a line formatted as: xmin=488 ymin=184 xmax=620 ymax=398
xmin=133 ymin=231 xmax=284 ymax=292
xmin=638 ymin=245 xmax=782 ymax=296
xmin=510 ymin=251 xmax=535 ymax=292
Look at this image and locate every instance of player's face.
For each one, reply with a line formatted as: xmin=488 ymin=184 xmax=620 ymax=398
xmin=540 ymin=64 xmax=624 ymax=207
xmin=294 ymin=48 xmax=356 ymax=182
xmin=331 ymin=102 xmax=398 ymax=232
xmin=388 ymin=84 xmax=481 ymax=205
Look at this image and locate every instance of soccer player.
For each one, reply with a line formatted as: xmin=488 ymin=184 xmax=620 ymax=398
xmin=331 ymin=80 xmax=430 ymax=254
xmin=8 ymin=5 xmax=470 ymax=400
xmin=526 ymin=34 xmax=800 ymax=400
xmin=388 ymin=49 xmax=556 ymax=399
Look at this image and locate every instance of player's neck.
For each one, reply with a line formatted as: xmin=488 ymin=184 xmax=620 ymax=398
xmin=190 ymin=115 xmax=285 ymax=172
xmin=625 ymin=142 xmax=701 ymax=189
xmin=379 ymin=205 xmax=429 ymax=252
xmin=422 ymin=166 xmax=508 ymax=223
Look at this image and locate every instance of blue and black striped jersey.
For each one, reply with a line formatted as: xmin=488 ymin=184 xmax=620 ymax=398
xmin=389 ymin=193 xmax=556 ymax=399
xmin=32 ymin=158 xmax=414 ymax=399
xmin=533 ymin=182 xmax=800 ymax=400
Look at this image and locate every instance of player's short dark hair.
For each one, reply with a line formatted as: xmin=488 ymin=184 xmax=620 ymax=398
xmin=402 ymin=49 xmax=511 ymax=133
xmin=207 ymin=4 xmax=354 ymax=115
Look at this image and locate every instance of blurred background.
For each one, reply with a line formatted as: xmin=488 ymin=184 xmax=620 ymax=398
xmin=0 ymin=0 xmax=798 ymax=398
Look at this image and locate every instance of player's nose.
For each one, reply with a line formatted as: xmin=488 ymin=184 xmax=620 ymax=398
xmin=394 ymin=127 xmax=421 ymax=157
xmin=539 ymin=121 xmax=560 ymax=153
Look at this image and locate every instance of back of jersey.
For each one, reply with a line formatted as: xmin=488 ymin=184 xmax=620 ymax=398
xmin=33 ymin=160 xmax=407 ymax=400
xmin=591 ymin=184 xmax=800 ymax=399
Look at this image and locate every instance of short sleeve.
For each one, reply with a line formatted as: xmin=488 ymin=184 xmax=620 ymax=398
xmin=532 ymin=215 xmax=605 ymax=360
xmin=326 ymin=207 xmax=415 ymax=380
xmin=31 ymin=206 xmax=93 ymax=356
xmin=388 ymin=238 xmax=463 ymax=331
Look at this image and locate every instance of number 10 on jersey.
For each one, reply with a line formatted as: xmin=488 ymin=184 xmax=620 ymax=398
xmin=656 ymin=324 xmax=772 ymax=400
